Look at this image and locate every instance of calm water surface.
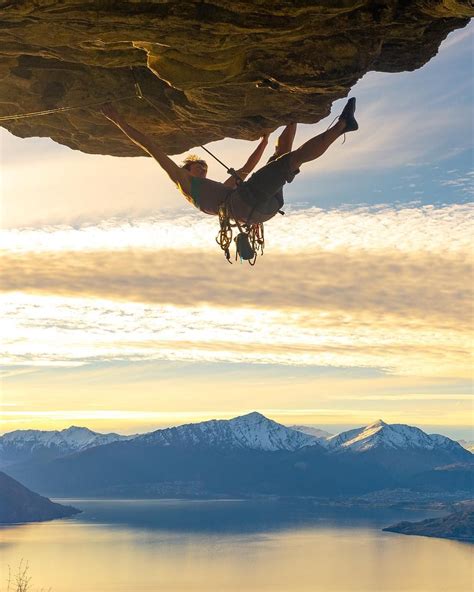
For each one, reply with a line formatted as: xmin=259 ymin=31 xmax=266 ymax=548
xmin=0 ymin=499 xmax=472 ymax=592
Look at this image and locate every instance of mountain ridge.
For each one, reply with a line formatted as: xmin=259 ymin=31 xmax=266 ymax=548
xmin=136 ymin=412 xmax=320 ymax=452
xmin=3 ymin=413 xmax=471 ymax=499
xmin=2 ymin=414 xmax=470 ymax=469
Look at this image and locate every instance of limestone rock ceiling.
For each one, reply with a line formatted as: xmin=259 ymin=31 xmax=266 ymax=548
xmin=0 ymin=1 xmax=472 ymax=156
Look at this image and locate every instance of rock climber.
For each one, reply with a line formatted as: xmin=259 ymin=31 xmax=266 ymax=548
xmin=101 ymin=98 xmax=358 ymax=228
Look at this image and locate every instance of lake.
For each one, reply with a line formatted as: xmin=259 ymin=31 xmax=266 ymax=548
xmin=0 ymin=499 xmax=472 ymax=591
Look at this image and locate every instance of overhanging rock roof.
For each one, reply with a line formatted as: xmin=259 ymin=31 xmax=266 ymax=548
xmin=0 ymin=1 xmax=472 ymax=156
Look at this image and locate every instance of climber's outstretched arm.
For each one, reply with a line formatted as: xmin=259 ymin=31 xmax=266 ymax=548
xmin=101 ymin=104 xmax=191 ymax=193
xmin=223 ymin=134 xmax=269 ymax=188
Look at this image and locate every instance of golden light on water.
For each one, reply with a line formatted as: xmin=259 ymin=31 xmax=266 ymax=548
xmin=0 ymin=508 xmax=472 ymax=592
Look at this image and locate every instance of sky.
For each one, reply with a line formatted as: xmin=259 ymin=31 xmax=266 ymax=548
xmin=0 ymin=23 xmax=473 ymax=439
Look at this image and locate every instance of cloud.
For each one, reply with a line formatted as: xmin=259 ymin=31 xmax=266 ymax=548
xmin=2 ymin=296 xmax=471 ymax=377
xmin=440 ymin=174 xmax=474 ymax=196
xmin=1 ymin=204 xmax=471 ymax=377
xmin=2 ymin=182 xmax=472 ymax=381
xmin=2 ymin=203 xmax=472 ymax=254
xmin=293 ymin=98 xmax=471 ymax=176
xmin=0 ymin=248 xmax=471 ymax=323
xmin=1 ymin=246 xmax=471 ymax=376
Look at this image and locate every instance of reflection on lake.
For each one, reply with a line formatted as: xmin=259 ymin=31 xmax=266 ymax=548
xmin=0 ymin=499 xmax=472 ymax=592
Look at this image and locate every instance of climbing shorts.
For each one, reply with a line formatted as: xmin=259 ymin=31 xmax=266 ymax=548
xmin=231 ymin=152 xmax=300 ymax=224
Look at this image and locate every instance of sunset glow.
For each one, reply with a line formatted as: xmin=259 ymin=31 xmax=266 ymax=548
xmin=1 ymin=25 xmax=473 ymax=439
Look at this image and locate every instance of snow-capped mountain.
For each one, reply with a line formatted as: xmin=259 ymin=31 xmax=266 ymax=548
xmin=138 ymin=412 xmax=320 ymax=452
xmin=320 ymin=420 xmax=472 ymax=479
xmin=324 ymin=420 xmax=470 ymax=456
xmin=0 ymin=426 xmax=134 ymax=468
xmin=289 ymin=425 xmax=333 ymax=441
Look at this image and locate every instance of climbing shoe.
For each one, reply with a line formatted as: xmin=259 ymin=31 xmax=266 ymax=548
xmin=339 ymin=97 xmax=358 ymax=132
xmin=235 ymin=232 xmax=255 ymax=260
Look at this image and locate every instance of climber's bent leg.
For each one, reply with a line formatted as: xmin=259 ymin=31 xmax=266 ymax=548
xmin=273 ymin=123 xmax=297 ymax=158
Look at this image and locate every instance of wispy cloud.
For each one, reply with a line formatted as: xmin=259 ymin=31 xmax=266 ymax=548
xmin=1 ymin=204 xmax=471 ymax=377
xmin=440 ymin=173 xmax=474 ymax=196
xmin=2 ymin=204 xmax=472 ymax=254
xmin=295 ymin=98 xmax=471 ymax=175
xmin=1 ymin=249 xmax=471 ymax=324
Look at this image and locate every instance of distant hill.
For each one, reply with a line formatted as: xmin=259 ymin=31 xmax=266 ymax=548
xmin=289 ymin=425 xmax=333 ymax=441
xmin=0 ymin=471 xmax=80 ymax=523
xmin=5 ymin=413 xmax=471 ymax=499
xmin=405 ymin=463 xmax=474 ymax=493
xmin=0 ymin=425 xmax=135 ymax=468
xmin=383 ymin=510 xmax=474 ymax=541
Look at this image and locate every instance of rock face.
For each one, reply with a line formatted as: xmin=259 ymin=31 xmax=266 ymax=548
xmin=0 ymin=1 xmax=472 ymax=156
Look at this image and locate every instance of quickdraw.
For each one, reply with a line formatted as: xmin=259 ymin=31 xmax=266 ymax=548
xmin=216 ymin=200 xmax=265 ymax=266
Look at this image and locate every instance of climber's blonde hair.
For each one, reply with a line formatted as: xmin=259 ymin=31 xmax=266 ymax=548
xmin=181 ymin=154 xmax=208 ymax=170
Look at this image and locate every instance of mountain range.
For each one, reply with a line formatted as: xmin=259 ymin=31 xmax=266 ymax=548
xmin=2 ymin=413 xmax=471 ymax=499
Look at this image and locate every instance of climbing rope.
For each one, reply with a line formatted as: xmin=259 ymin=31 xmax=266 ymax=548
xmin=0 ymin=94 xmax=137 ymax=122
xmin=216 ymin=203 xmax=234 ymax=263
xmin=247 ymin=222 xmax=265 ymax=266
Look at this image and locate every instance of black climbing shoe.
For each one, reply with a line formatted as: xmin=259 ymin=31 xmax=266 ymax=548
xmin=339 ymin=97 xmax=358 ymax=132
xmin=235 ymin=233 xmax=255 ymax=260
